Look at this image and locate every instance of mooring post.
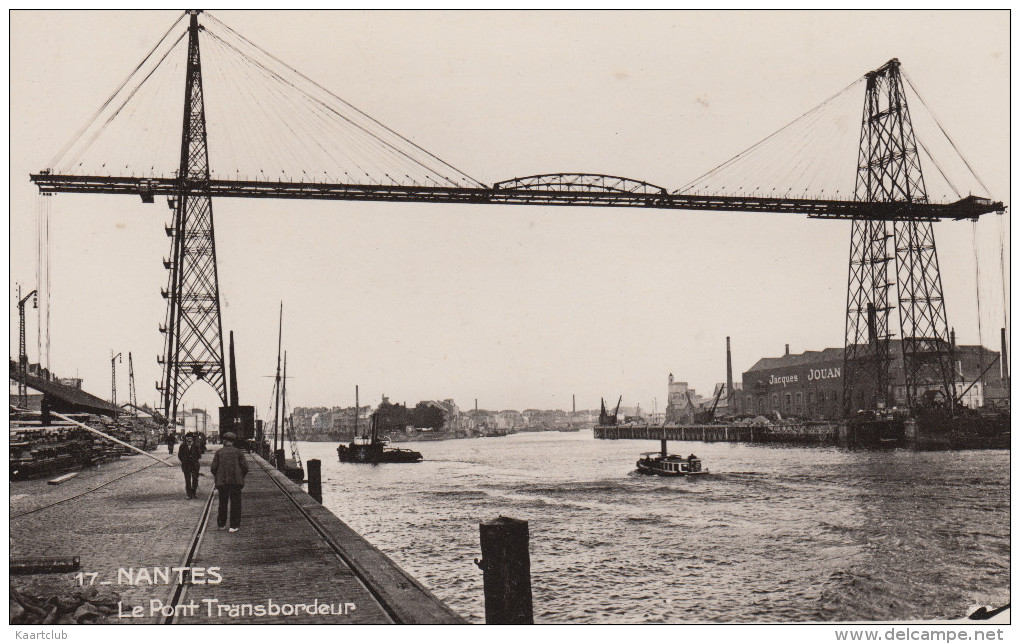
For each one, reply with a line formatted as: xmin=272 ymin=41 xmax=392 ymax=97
xmin=476 ymin=516 xmax=533 ymax=624
xmin=274 ymin=448 xmax=285 ymax=469
xmin=307 ymin=459 xmax=322 ymax=503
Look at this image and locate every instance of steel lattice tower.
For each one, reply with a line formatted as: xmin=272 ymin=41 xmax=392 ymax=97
xmin=159 ymin=11 xmax=226 ymax=424
xmin=843 ymin=59 xmax=955 ymax=416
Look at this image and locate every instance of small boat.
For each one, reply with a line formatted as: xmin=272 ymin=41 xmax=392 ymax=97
xmin=635 ymin=438 xmax=707 ymax=477
xmin=337 ymin=414 xmax=422 ymax=464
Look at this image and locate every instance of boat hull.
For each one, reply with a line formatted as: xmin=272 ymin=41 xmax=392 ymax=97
xmin=635 ymin=454 xmax=707 ymax=477
xmin=337 ymin=442 xmax=422 ymax=464
xmin=635 ymin=462 xmax=709 ymax=477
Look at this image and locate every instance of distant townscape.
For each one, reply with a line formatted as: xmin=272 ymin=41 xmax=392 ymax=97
xmin=290 ymin=396 xmax=599 ymax=441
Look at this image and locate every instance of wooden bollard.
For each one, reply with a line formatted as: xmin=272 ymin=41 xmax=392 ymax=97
xmin=307 ymin=459 xmax=322 ymax=503
xmin=274 ymin=448 xmax=286 ymax=469
xmin=476 ymin=516 xmax=533 ymax=624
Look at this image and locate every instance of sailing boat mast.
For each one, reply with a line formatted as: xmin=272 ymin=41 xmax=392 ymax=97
xmin=281 ymin=351 xmax=288 ymax=458
xmin=272 ymin=302 xmax=283 ymax=455
xmin=354 ymin=385 xmax=359 ymax=439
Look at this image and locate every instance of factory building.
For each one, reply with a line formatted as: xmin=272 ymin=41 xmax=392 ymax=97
xmin=741 ymin=341 xmax=1007 ymax=420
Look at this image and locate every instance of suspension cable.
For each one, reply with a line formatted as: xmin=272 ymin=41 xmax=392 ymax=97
xmin=902 ymin=72 xmax=993 ymax=198
xmin=48 ymin=12 xmax=187 ymax=170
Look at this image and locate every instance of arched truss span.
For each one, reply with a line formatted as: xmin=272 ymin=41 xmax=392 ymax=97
xmin=493 ymin=174 xmax=669 ymax=195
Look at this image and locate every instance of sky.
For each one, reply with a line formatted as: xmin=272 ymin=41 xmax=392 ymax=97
xmin=9 ymin=10 xmax=1010 ymax=417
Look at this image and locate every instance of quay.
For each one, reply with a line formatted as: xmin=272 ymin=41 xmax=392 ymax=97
xmin=594 ymin=417 xmax=1010 ymax=450
xmin=594 ymin=422 xmax=841 ymax=445
xmin=10 ymin=448 xmax=465 ymax=624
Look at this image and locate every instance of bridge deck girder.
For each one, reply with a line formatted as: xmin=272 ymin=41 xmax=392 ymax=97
xmin=30 ymin=174 xmax=1004 ymax=221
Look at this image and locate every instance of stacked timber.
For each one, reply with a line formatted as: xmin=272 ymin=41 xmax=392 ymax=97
xmin=9 ymin=410 xmax=160 ymax=480
xmin=10 ymin=583 xmax=123 ymax=625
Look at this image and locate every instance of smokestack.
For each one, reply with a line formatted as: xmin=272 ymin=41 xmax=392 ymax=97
xmin=1002 ymin=327 xmax=1010 ymax=390
xmin=867 ymin=303 xmax=877 ymax=346
xmin=572 ymin=394 xmax=576 ymax=413
xmin=785 ymin=343 xmax=790 ymax=356
xmin=475 ymin=398 xmax=478 ymax=412
xmin=228 ymin=331 xmax=239 ymax=407
xmin=726 ymin=337 xmax=734 ymax=403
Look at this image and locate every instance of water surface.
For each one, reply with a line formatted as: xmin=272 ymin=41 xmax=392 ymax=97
xmin=298 ymin=431 xmax=1009 ymax=623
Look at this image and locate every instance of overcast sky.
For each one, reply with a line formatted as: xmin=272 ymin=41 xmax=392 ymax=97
xmin=9 ymin=10 xmax=1009 ymax=416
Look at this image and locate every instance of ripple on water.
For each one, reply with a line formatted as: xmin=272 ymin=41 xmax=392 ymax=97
xmin=299 ymin=438 xmax=1009 ymax=623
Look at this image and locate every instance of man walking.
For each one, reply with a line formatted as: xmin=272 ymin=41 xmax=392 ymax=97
xmin=210 ymin=432 xmax=248 ymax=532
xmin=178 ymin=434 xmax=202 ymax=499
xmin=166 ymin=431 xmax=177 ymax=455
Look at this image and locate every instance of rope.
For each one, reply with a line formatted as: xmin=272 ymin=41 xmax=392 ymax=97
xmin=61 ymin=30 xmax=188 ymax=172
xmin=203 ymin=12 xmax=485 ymax=188
xmin=972 ymin=221 xmax=985 ymax=359
xmin=902 ymin=72 xmax=993 ymax=198
xmin=35 ymin=195 xmax=42 ymax=369
xmin=1000 ymin=216 xmax=1009 ymax=336
xmin=48 ymin=12 xmax=187 ymax=171
xmin=203 ymin=26 xmax=455 ymax=186
xmin=45 ymin=195 xmax=51 ymax=370
xmin=678 ymin=76 xmax=864 ymax=194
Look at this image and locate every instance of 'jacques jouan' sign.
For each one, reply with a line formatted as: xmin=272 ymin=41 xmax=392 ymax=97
xmin=807 ymin=367 xmax=841 ymax=381
xmin=768 ymin=367 xmax=841 ymax=387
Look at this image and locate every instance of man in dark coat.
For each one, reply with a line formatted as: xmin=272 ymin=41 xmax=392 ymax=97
xmin=166 ymin=431 xmax=177 ymax=455
xmin=178 ymin=434 xmax=203 ymax=499
xmin=210 ymin=432 xmax=248 ymax=532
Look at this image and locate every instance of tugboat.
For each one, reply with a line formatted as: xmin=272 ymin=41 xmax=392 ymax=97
xmin=636 ymin=437 xmax=707 ymax=477
xmin=337 ymin=413 xmax=423 ymax=464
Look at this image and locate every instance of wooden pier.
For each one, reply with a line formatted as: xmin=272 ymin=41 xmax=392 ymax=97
xmin=594 ymin=422 xmax=843 ymax=445
xmin=10 ymin=448 xmax=465 ymax=624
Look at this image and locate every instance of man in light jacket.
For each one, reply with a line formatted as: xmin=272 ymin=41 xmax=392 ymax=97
xmin=210 ymin=432 xmax=248 ymax=532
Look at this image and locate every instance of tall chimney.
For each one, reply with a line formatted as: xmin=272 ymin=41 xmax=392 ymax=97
xmin=726 ymin=337 xmax=734 ymax=404
xmin=1001 ymin=327 xmax=1010 ymax=390
xmin=228 ymin=330 xmax=239 ymax=407
xmin=867 ymin=303 xmax=877 ymax=346
xmin=785 ymin=343 xmax=790 ymax=356
xmin=572 ymin=394 xmax=576 ymax=413
xmin=475 ymin=398 xmax=478 ymax=412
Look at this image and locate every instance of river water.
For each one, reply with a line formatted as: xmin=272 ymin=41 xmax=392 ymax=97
xmin=297 ymin=431 xmax=1009 ymax=623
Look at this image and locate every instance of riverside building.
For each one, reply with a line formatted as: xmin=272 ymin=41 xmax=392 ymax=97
xmin=740 ymin=342 xmax=1007 ymax=420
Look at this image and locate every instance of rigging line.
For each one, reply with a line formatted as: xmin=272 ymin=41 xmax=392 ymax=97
xmin=62 ymin=31 xmax=189 ymax=172
xmin=697 ymin=83 xmax=846 ymax=195
xmin=205 ymin=27 xmax=460 ymax=187
xmin=206 ymin=15 xmax=474 ymax=188
xmin=218 ymin=35 xmax=376 ymax=184
xmin=211 ymin=30 xmax=406 ymax=185
xmin=999 ymin=216 xmax=1009 ymax=333
xmin=916 ymin=138 xmax=961 ymax=199
xmin=205 ymin=28 xmax=379 ymax=183
xmin=204 ymin=14 xmax=485 ymax=188
xmin=214 ymin=39 xmax=283 ymax=182
xmin=47 ymin=11 xmax=187 ymax=170
xmin=45 ymin=196 xmax=51 ymax=371
xmin=208 ymin=36 xmax=272 ymax=180
xmin=972 ymin=220 xmax=985 ymax=354
xmin=742 ymin=96 xmax=833 ymax=194
xmin=223 ymin=46 xmax=310 ymax=181
xmin=677 ymin=76 xmax=865 ymax=193
xmin=209 ymin=35 xmax=332 ymax=181
xmin=902 ymin=72 xmax=993 ymax=198
xmin=35 ymin=195 xmax=42 ymax=369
